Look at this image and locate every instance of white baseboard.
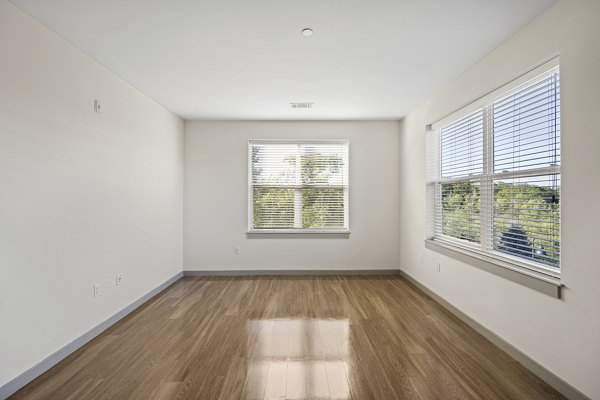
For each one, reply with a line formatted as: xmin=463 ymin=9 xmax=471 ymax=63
xmin=183 ymin=269 xmax=401 ymax=276
xmin=0 ymin=271 xmax=183 ymax=400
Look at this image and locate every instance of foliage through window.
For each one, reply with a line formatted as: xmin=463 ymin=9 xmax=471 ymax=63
xmin=428 ymin=61 xmax=560 ymax=273
xmin=249 ymin=141 xmax=349 ymax=231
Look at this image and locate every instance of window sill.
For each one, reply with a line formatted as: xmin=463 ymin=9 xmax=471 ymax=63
xmin=424 ymin=239 xmax=563 ymax=298
xmin=247 ymin=229 xmax=350 ymax=238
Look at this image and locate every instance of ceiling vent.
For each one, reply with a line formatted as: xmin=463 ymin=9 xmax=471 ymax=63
xmin=290 ymin=102 xmax=314 ymax=109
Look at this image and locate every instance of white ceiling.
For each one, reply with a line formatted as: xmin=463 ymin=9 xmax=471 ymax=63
xmin=10 ymin=0 xmax=554 ymax=120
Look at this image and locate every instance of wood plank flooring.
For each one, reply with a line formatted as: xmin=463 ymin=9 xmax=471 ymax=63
xmin=10 ymin=276 xmax=564 ymax=400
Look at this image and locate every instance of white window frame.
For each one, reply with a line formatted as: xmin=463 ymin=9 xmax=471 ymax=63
xmin=247 ymin=139 xmax=350 ymax=234
xmin=426 ymin=58 xmax=561 ymax=282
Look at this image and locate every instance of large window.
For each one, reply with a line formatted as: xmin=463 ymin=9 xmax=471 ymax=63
xmin=427 ymin=60 xmax=560 ymax=276
xmin=248 ymin=140 xmax=349 ymax=232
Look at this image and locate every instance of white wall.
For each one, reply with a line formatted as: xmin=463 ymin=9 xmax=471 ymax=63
xmin=399 ymin=0 xmax=600 ymax=398
xmin=0 ymin=0 xmax=183 ymax=388
xmin=184 ymin=121 xmax=400 ymax=271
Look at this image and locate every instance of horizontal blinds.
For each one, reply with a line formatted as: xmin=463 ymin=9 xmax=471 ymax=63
xmin=441 ymin=109 xmax=484 ymax=178
xmin=488 ymin=175 xmax=560 ymax=268
xmin=301 ymin=144 xmax=348 ymax=186
xmin=438 ymin=182 xmax=481 ymax=244
xmin=251 ymin=143 xmax=298 ymax=186
xmin=429 ymin=65 xmax=561 ymax=271
xmin=434 ymin=109 xmax=483 ymax=242
xmin=302 ymin=188 xmax=346 ymax=228
xmin=250 ymin=143 xmax=348 ymax=187
xmin=252 ymin=188 xmax=294 ymax=228
xmin=249 ymin=141 xmax=348 ymax=230
xmin=425 ymin=128 xmax=440 ymax=239
xmin=485 ymin=73 xmax=561 ymax=267
xmin=493 ymin=73 xmax=560 ymax=173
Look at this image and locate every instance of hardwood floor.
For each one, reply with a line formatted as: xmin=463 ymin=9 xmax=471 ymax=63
xmin=11 ymin=276 xmax=564 ymax=400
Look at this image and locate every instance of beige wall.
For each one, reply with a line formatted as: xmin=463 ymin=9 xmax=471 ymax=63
xmin=0 ymin=1 xmax=184 ymax=387
xmin=399 ymin=0 xmax=600 ymax=397
xmin=184 ymin=120 xmax=401 ymax=271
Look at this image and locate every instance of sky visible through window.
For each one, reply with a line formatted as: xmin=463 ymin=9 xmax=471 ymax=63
xmin=441 ymin=73 xmax=560 ymax=184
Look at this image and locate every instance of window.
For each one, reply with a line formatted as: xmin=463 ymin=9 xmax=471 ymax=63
xmin=427 ymin=60 xmax=560 ymax=277
xmin=248 ymin=140 xmax=349 ymax=232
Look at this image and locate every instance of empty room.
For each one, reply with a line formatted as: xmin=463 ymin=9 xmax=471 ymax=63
xmin=1 ymin=0 xmax=599 ymax=399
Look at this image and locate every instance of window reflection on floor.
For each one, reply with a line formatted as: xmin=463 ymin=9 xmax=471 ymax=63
xmin=244 ymin=319 xmax=351 ymax=400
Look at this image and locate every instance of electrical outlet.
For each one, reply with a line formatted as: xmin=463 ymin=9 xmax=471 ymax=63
xmin=94 ymin=283 xmax=101 ymax=297
xmin=116 ymin=274 xmax=123 ymax=286
xmin=436 ymin=262 xmax=441 ymax=272
xmin=418 ymin=254 xmax=423 ymax=264
xmin=234 ymin=246 xmax=241 ymax=255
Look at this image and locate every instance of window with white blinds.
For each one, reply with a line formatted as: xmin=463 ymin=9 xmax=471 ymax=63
xmin=248 ymin=140 xmax=349 ymax=232
xmin=427 ymin=59 xmax=560 ymax=275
